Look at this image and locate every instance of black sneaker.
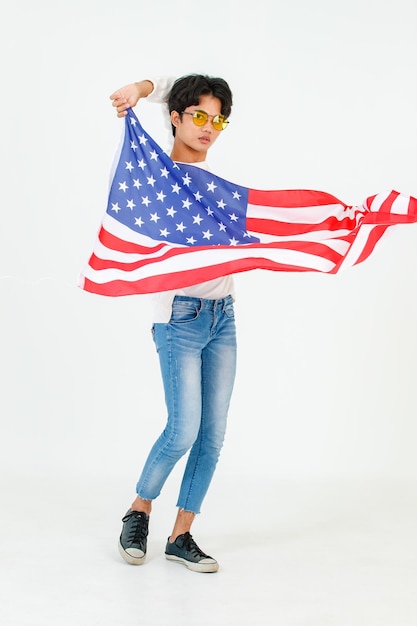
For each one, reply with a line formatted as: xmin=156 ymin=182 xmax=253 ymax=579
xmin=165 ymin=532 xmax=219 ymax=573
xmin=118 ymin=509 xmax=149 ymax=565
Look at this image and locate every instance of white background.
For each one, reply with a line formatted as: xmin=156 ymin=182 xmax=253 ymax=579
xmin=1 ymin=1 xmax=417 ymax=624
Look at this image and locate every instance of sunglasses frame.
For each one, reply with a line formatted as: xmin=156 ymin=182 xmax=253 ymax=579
xmin=181 ymin=109 xmax=229 ymax=131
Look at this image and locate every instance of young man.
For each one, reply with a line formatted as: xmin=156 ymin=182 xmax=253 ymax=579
xmin=110 ymin=75 xmax=236 ymax=573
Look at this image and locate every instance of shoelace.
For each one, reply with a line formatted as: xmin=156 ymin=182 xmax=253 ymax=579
xmin=123 ymin=512 xmax=148 ymax=543
xmin=181 ymin=533 xmax=209 ymax=558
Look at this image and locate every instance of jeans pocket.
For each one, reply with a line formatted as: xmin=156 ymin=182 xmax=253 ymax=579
xmin=170 ymin=300 xmax=201 ymax=323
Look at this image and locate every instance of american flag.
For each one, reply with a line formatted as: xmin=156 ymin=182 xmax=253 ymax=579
xmin=79 ymin=109 xmax=417 ymax=296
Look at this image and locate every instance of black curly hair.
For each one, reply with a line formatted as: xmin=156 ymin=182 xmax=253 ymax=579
xmin=168 ymin=74 xmax=233 ymax=137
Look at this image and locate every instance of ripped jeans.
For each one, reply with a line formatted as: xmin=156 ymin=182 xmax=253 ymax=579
xmin=135 ymin=295 xmax=237 ymax=514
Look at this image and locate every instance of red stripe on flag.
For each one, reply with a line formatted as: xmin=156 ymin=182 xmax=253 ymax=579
xmin=353 ymin=225 xmax=390 ymax=266
xmin=379 ymin=190 xmax=401 ymax=213
xmin=248 ymin=188 xmax=346 ymax=208
xmin=99 ymin=227 xmax=166 ymax=255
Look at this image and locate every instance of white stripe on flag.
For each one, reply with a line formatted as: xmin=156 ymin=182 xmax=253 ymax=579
xmin=84 ymin=243 xmax=338 ymax=284
xmin=246 ymin=202 xmax=354 ymax=224
xmin=390 ymin=193 xmax=410 ymax=215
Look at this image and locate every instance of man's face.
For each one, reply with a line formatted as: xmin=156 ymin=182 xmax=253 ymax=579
xmin=171 ymin=94 xmax=224 ymax=159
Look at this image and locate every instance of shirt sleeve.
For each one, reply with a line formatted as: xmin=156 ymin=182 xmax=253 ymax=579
xmin=146 ymin=76 xmax=177 ymax=104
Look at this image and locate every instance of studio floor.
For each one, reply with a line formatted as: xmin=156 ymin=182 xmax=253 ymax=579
xmin=2 ymin=472 xmax=416 ymax=626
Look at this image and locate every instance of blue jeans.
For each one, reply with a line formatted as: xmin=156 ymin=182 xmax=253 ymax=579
xmin=136 ymin=295 xmax=237 ymax=514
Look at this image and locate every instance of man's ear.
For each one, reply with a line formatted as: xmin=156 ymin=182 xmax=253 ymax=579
xmin=170 ymin=110 xmax=181 ymax=128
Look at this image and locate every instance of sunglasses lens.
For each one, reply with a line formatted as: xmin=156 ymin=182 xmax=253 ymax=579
xmin=212 ymin=115 xmax=228 ymax=131
xmin=192 ymin=111 xmax=208 ymax=126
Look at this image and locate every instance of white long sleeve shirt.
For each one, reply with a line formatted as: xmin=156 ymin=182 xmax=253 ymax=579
xmin=145 ymin=77 xmax=235 ymax=323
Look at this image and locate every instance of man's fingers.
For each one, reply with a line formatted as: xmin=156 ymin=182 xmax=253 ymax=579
xmin=110 ymin=85 xmax=137 ymax=117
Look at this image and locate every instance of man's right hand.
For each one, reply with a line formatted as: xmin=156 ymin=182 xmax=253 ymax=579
xmin=109 ymin=80 xmax=154 ymax=117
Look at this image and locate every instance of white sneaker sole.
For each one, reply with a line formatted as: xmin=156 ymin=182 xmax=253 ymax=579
xmin=165 ymin=553 xmax=219 ymax=573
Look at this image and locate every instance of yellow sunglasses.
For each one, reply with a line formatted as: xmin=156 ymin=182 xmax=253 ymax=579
xmin=181 ymin=110 xmax=229 ymax=131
